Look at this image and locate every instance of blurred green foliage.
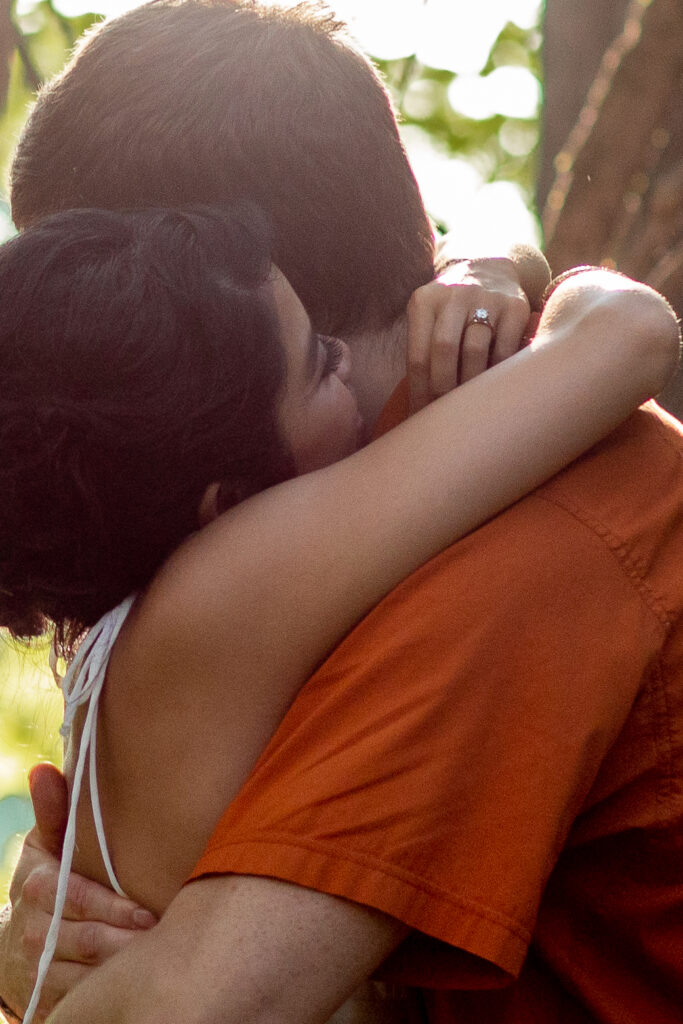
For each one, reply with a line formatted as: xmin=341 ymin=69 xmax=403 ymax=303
xmin=0 ymin=0 xmax=100 ymax=238
xmin=0 ymin=0 xmax=543 ymax=899
xmin=0 ymin=638 xmax=62 ymax=900
xmin=375 ymin=20 xmax=542 ymax=232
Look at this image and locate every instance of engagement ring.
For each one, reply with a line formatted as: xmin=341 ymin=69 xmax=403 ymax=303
xmin=467 ymin=308 xmax=494 ymax=330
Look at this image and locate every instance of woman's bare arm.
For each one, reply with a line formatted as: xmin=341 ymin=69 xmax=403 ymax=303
xmin=151 ymin=270 xmax=679 ymax=690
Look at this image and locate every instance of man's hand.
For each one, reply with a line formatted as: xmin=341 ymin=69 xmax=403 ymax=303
xmin=0 ymin=764 xmax=156 ymax=1022
xmin=407 ymin=253 xmax=546 ymax=413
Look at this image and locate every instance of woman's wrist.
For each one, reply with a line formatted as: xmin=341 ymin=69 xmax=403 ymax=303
xmin=537 ymin=268 xmax=681 ymax=400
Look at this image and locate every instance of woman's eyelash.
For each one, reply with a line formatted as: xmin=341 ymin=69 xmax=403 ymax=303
xmin=319 ymin=335 xmax=344 ymax=377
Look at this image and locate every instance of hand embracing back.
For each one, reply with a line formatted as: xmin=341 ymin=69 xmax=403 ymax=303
xmin=0 ymin=764 xmax=156 ymax=1022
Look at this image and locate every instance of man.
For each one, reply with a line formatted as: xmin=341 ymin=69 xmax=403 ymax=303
xmin=1 ymin=2 xmax=682 ymax=1022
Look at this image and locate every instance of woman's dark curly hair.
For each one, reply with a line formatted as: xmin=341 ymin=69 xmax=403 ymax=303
xmin=0 ymin=205 xmax=295 ymax=648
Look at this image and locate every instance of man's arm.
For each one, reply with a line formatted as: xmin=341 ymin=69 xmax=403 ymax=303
xmin=46 ymin=877 xmax=407 ymax=1024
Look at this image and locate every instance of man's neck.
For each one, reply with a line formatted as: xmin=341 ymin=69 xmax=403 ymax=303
xmin=344 ymin=316 xmax=407 ymax=434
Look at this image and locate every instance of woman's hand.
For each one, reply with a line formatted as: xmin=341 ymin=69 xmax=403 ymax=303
xmin=407 ymin=256 xmax=538 ymax=413
xmin=0 ymin=764 xmax=156 ymax=1022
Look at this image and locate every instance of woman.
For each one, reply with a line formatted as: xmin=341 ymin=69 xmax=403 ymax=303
xmin=0 ymin=205 xmax=677 ymax=1023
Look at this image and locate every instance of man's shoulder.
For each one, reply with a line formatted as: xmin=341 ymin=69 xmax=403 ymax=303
xmin=537 ymin=402 xmax=682 ymax=514
xmin=374 ymin=402 xmax=683 ymax=624
xmin=531 ymin=403 xmax=682 ymax=596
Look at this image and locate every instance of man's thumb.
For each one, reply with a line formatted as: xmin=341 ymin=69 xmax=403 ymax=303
xmin=28 ymin=762 xmax=68 ymax=857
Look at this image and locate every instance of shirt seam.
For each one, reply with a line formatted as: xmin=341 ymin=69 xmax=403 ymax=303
xmin=531 ymin=488 xmax=678 ymax=814
xmin=196 ymin=832 xmax=533 ymax=948
xmin=647 ymin=657 xmax=679 ymax=809
xmin=530 ymin=491 xmax=675 ymax=631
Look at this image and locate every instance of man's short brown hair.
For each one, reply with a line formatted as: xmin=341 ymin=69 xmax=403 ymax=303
xmin=11 ymin=0 xmax=435 ymax=334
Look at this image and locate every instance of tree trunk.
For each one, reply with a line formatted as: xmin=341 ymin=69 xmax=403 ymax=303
xmin=541 ymin=0 xmax=683 ymax=417
xmin=539 ymin=0 xmax=631 ymax=211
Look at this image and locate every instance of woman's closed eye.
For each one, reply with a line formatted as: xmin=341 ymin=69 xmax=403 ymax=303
xmin=319 ymin=335 xmax=345 ymax=378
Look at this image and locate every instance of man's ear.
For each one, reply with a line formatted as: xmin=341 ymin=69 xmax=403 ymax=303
xmin=198 ymin=482 xmax=221 ymax=528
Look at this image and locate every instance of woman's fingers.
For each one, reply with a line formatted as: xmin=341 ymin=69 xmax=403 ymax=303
xmin=488 ymin=293 xmax=533 ymax=366
xmin=429 ymin=302 xmax=466 ymax=397
xmin=407 ymin=272 xmax=533 ymax=408
xmin=459 ymin=311 xmax=496 ymax=385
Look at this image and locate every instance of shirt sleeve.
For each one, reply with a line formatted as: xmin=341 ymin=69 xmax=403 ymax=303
xmin=188 ymin=492 xmax=664 ymax=988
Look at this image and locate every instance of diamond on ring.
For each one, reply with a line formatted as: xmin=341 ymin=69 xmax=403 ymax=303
xmin=467 ymin=308 xmax=494 ymax=330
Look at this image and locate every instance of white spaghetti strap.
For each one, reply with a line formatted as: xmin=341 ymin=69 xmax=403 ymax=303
xmin=89 ymin=716 xmax=125 ymax=897
xmin=23 ymin=594 xmax=136 ymax=1024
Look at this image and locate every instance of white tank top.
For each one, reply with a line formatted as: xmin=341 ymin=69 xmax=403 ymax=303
xmin=23 ymin=595 xmax=135 ymax=1024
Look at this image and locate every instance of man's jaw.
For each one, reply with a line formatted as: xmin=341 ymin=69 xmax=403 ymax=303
xmin=343 ymin=317 xmax=407 ymax=433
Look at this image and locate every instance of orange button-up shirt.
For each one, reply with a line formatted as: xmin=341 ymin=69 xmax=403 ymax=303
xmin=192 ymin=395 xmax=683 ymax=1023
